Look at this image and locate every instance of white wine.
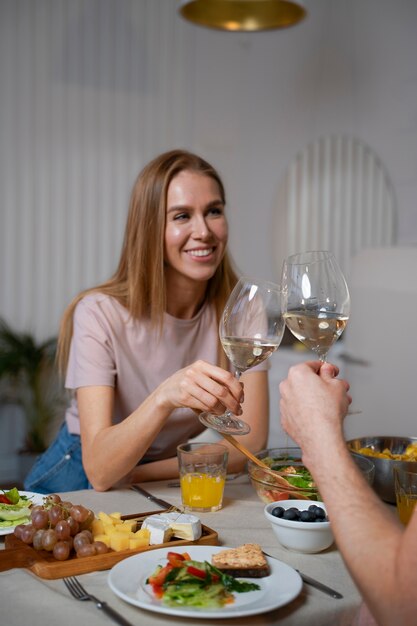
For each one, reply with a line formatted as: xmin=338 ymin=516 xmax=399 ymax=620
xmin=221 ymin=337 xmax=279 ymax=372
xmin=283 ymin=310 xmax=348 ymax=359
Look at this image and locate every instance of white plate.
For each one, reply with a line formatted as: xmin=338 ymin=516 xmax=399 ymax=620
xmin=108 ymin=545 xmax=302 ymax=619
xmin=0 ymin=490 xmax=45 ymax=536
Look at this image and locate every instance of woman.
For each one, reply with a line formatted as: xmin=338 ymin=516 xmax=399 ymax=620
xmin=25 ymin=149 xmax=269 ymax=493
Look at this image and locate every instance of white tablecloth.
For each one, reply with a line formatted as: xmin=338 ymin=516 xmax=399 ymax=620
xmin=1 ymin=478 xmax=364 ymax=626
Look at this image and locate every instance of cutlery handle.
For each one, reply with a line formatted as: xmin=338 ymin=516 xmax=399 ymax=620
xmin=96 ymin=601 xmax=134 ymax=626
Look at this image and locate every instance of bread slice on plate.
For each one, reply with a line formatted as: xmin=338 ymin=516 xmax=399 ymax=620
xmin=211 ymin=543 xmax=270 ymax=578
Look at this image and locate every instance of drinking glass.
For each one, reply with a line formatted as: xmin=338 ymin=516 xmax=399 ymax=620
xmin=394 ymin=467 xmax=417 ymax=525
xmin=177 ymin=442 xmax=229 ymax=512
xmin=281 ymin=250 xmax=350 ymax=362
xmin=199 ymin=277 xmax=285 ymax=435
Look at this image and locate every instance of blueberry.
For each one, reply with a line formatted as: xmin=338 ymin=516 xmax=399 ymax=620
xmin=271 ymin=506 xmax=285 ymax=518
xmin=314 ymin=507 xmax=326 ymax=519
xmin=283 ymin=508 xmax=299 ymax=521
xmin=300 ymin=510 xmax=315 ymax=522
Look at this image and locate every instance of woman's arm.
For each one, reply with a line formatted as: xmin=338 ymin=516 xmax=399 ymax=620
xmin=78 ymin=359 xmax=244 ymax=491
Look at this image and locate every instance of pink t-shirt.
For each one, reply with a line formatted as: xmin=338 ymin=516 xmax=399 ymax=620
xmin=65 ymin=293 xmax=267 ymax=461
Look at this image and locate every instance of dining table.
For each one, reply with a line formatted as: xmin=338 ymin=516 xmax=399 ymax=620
xmin=1 ymin=477 xmax=365 ymax=626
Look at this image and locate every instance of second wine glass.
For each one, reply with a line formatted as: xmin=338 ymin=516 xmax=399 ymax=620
xmin=281 ymin=250 xmax=350 ymax=362
xmin=199 ymin=277 xmax=285 ymax=435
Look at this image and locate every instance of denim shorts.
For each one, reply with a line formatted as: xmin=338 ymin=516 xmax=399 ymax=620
xmin=24 ymin=422 xmax=92 ymax=494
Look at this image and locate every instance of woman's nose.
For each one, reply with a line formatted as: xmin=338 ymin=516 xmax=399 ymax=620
xmin=193 ymin=215 xmax=210 ymax=239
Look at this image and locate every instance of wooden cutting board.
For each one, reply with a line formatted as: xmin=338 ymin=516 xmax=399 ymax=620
xmin=0 ymin=510 xmax=218 ymax=579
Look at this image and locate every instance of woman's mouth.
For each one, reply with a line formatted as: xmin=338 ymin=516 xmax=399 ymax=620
xmin=186 ymin=247 xmax=215 ymax=258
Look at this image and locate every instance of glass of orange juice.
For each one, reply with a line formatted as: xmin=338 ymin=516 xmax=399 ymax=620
xmin=177 ymin=442 xmax=228 ymax=512
xmin=394 ymin=467 xmax=417 ymax=525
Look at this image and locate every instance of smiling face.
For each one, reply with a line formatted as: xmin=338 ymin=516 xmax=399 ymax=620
xmin=164 ymin=170 xmax=229 ymax=289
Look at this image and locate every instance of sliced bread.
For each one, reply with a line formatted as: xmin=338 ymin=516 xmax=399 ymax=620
xmin=212 ymin=543 xmax=270 ymax=578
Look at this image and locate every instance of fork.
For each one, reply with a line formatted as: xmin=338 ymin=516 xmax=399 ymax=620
xmin=63 ymin=576 xmax=133 ymax=626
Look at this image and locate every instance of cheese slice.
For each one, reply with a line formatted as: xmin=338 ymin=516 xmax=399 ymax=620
xmin=142 ymin=515 xmax=174 ymax=545
xmin=142 ymin=512 xmax=202 ymax=542
xmin=161 ymin=512 xmax=202 ymax=541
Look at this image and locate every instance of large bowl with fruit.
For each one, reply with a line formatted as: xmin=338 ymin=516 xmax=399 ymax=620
xmin=249 ymin=446 xmax=376 ymax=504
xmin=347 ymin=436 xmax=417 ymax=503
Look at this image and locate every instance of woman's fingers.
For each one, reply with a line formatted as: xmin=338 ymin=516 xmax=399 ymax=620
xmin=179 ymin=362 xmax=243 ymax=414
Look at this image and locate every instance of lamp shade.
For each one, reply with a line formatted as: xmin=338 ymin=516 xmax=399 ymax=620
xmin=179 ymin=0 xmax=306 ymax=32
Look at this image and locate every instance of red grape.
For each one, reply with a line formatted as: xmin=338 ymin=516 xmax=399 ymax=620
xmin=20 ymin=524 xmax=36 ymax=544
xmin=55 ymin=519 xmax=71 ymax=541
xmin=33 ymin=529 xmax=46 ymax=550
xmin=93 ymin=541 xmax=109 ymax=554
xmin=67 ymin=516 xmax=80 ymax=536
xmin=69 ymin=504 xmax=90 ymax=523
xmin=53 ymin=541 xmax=71 ymax=561
xmin=73 ymin=532 xmax=90 ymax=553
xmin=76 ymin=543 xmax=97 ymax=558
xmin=48 ymin=505 xmax=64 ymax=526
xmin=42 ymin=529 xmax=58 ymax=551
xmin=31 ymin=508 xmax=49 ymax=529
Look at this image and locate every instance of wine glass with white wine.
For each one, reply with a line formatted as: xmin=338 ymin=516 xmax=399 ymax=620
xmin=281 ymin=251 xmax=350 ymax=362
xmin=199 ymin=277 xmax=285 ymax=435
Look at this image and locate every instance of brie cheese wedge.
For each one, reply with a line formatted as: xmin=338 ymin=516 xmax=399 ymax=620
xmin=161 ymin=512 xmax=202 ymax=541
xmin=142 ymin=515 xmax=173 ymax=545
xmin=141 ymin=512 xmax=202 ymax=542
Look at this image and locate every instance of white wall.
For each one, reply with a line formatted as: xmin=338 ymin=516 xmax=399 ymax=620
xmin=0 ymin=1 xmax=416 ymax=470
xmin=1 ymin=0 xmax=416 ymax=342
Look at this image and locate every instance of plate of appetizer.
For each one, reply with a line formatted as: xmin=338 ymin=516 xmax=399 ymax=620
xmin=0 ymin=488 xmax=44 ymax=536
xmin=108 ymin=544 xmax=302 ymax=619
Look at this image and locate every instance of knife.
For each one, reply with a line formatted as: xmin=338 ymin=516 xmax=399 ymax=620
xmin=130 ymin=484 xmax=177 ymax=510
xmin=295 ymin=569 xmax=343 ymax=599
xmin=263 ymin=551 xmax=343 ymax=599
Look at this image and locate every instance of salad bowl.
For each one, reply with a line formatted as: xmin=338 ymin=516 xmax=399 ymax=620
xmin=249 ymin=447 xmax=376 ymax=504
xmin=248 ymin=447 xmax=320 ymax=504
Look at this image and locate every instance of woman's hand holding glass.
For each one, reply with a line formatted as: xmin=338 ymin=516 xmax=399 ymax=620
xmin=156 ymin=360 xmax=244 ymax=417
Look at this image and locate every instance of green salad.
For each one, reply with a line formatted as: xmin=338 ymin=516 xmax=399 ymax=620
xmin=262 ymin=456 xmax=317 ymax=490
xmin=147 ymin=551 xmax=260 ymax=608
xmin=0 ymin=487 xmax=34 ymax=528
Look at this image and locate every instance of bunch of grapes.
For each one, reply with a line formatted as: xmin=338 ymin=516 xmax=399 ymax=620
xmin=13 ymin=493 xmax=109 ymax=561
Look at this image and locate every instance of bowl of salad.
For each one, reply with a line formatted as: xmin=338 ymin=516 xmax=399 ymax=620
xmin=248 ymin=447 xmax=320 ymax=504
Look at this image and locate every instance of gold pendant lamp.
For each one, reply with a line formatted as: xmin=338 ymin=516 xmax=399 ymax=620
xmin=179 ymin=0 xmax=306 ymax=32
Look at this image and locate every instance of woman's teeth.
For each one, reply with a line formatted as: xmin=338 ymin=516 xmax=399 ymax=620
xmin=188 ymin=248 xmax=213 ymax=257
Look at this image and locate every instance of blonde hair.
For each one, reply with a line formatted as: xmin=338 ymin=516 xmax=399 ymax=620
xmin=57 ymin=149 xmax=238 ymax=375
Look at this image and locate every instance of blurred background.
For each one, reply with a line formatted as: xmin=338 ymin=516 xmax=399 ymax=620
xmin=1 ymin=0 xmax=416 ymax=484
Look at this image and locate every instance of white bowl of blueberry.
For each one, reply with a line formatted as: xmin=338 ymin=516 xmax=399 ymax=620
xmin=264 ymin=499 xmax=334 ymax=554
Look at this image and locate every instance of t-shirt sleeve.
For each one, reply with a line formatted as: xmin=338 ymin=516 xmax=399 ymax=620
xmin=65 ymin=297 xmax=116 ymax=390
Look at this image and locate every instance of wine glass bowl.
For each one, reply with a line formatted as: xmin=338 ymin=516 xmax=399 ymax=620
xmin=281 ymin=251 xmax=350 ymax=362
xmin=199 ymin=277 xmax=285 ymax=435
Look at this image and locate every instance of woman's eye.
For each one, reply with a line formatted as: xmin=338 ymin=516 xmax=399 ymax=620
xmin=173 ymin=212 xmax=189 ymax=221
xmin=208 ymin=206 xmax=224 ymax=216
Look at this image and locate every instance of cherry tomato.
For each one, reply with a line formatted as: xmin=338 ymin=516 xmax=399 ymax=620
xmin=186 ymin=565 xmax=207 ymax=579
xmin=147 ymin=563 xmax=173 ymax=587
xmin=167 ymin=551 xmax=186 ymax=567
